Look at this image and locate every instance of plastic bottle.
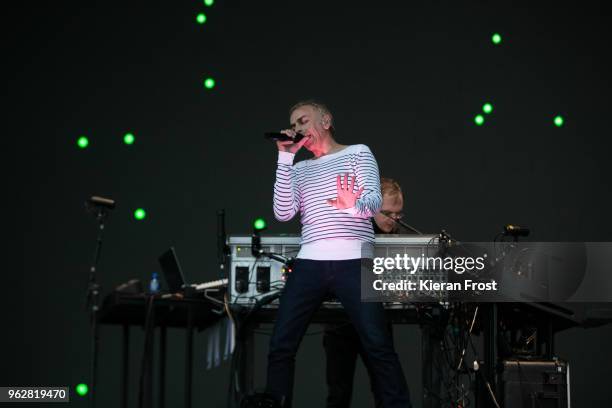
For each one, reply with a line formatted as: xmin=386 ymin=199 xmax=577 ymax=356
xmin=149 ymin=272 xmax=160 ymax=294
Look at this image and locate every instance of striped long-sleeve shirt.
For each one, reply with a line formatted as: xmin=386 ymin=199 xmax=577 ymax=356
xmin=273 ymin=144 xmax=382 ymax=260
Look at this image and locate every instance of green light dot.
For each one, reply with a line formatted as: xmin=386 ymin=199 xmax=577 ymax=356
xmin=134 ymin=208 xmax=147 ymax=220
xmin=204 ymin=0 xmax=214 ymax=6
xmin=474 ymin=115 xmax=485 ymax=126
xmin=196 ymin=13 xmax=207 ymax=24
xmin=204 ymin=77 xmax=215 ymax=89
xmin=77 ymin=136 xmax=89 ymax=149
xmin=253 ymin=218 xmax=267 ymax=230
xmin=482 ymin=103 xmax=493 ymax=114
xmin=492 ymin=33 xmax=502 ymax=44
xmin=554 ymin=116 xmax=564 ymax=127
xmin=75 ymin=384 xmax=89 ymax=396
xmin=123 ymin=133 xmax=135 ymax=145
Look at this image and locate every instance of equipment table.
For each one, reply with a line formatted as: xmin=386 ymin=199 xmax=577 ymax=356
xmin=98 ymin=292 xmax=224 ymax=408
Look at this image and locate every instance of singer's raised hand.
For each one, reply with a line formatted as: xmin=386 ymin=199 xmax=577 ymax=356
xmin=326 ymin=173 xmax=365 ymax=210
xmin=276 ymin=129 xmax=308 ymax=154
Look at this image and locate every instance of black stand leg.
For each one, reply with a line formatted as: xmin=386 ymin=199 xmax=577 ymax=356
xmin=160 ymin=326 xmax=167 ymax=408
xmin=90 ymin=311 xmax=99 ymax=408
xmin=422 ymin=325 xmax=433 ymax=408
xmin=422 ymin=322 xmax=442 ymax=408
xmin=491 ymin=303 xmax=499 ymax=396
xmin=186 ymin=305 xmax=194 ymax=408
xmin=142 ymin=301 xmax=155 ymax=408
xmin=479 ymin=303 xmax=499 ymax=407
xmin=245 ymin=326 xmax=255 ymax=395
xmin=149 ymin=319 xmax=155 ymax=407
xmin=237 ymin=320 xmax=256 ymax=397
xmin=121 ymin=325 xmax=130 ymax=408
xmin=86 ymin=213 xmax=107 ymax=408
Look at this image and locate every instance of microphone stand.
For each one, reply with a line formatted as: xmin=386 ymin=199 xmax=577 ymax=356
xmin=85 ymin=201 xmax=112 ymax=408
xmin=217 ymin=209 xmax=230 ymax=276
xmin=396 ymin=219 xmax=424 ymax=235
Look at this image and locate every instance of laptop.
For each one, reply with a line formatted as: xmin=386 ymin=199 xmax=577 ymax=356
xmin=158 ymin=247 xmax=188 ymax=293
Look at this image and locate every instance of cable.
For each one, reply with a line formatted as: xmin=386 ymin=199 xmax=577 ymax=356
xmin=485 ymin=381 xmax=501 ymax=408
xmin=457 ymin=306 xmax=479 ymax=370
xmin=434 ymin=303 xmax=486 ymax=407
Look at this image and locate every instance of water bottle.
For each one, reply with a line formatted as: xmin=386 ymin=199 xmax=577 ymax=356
xmin=149 ymin=272 xmax=160 ymax=294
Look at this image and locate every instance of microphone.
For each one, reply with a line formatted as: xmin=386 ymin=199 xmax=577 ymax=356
xmin=380 ymin=211 xmax=424 ymax=235
xmin=396 ymin=219 xmax=424 ymax=235
xmin=264 ymin=132 xmax=305 ymax=143
xmin=87 ymin=196 xmax=116 ymax=210
xmin=217 ymin=209 xmax=228 ymax=271
xmin=503 ymin=224 xmax=530 ymax=237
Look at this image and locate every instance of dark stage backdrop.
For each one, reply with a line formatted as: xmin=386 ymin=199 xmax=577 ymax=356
xmin=8 ymin=0 xmax=612 ymax=407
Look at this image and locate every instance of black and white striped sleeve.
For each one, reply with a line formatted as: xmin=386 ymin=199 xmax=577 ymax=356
xmin=352 ymin=144 xmax=382 ymax=218
xmin=273 ymin=151 xmax=300 ymax=221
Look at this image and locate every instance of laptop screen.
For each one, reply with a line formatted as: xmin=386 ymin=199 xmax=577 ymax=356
xmin=158 ymin=247 xmax=187 ymax=293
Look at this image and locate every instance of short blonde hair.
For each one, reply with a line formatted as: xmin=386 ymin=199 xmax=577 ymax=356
xmin=381 ymin=177 xmax=403 ymax=200
xmin=289 ymin=100 xmax=335 ymax=134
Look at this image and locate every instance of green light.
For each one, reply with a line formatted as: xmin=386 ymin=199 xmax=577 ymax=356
xmin=204 ymin=77 xmax=215 ymax=89
xmin=77 ymin=136 xmax=89 ymax=149
xmin=75 ymin=383 xmax=88 ymax=396
xmin=134 ymin=208 xmax=147 ymax=220
xmin=474 ymin=115 xmax=485 ymax=126
xmin=196 ymin=13 xmax=207 ymax=24
xmin=554 ymin=115 xmax=564 ymax=127
xmin=492 ymin=33 xmax=502 ymax=44
xmin=482 ymin=103 xmax=493 ymax=114
xmin=253 ymin=218 xmax=267 ymax=231
xmin=123 ymin=133 xmax=135 ymax=145
xmin=204 ymin=0 xmax=214 ymax=6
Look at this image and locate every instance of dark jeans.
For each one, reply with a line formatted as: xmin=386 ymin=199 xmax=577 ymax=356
xmin=265 ymin=259 xmax=411 ymax=408
xmin=323 ymin=320 xmax=388 ymax=408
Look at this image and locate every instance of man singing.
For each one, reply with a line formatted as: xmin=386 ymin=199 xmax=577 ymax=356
xmin=265 ymin=100 xmax=412 ymax=408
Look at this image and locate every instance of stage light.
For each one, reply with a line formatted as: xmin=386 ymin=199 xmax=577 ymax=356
xmin=253 ymin=218 xmax=267 ymax=231
xmin=483 ymin=103 xmax=493 ymax=114
xmin=75 ymin=384 xmax=88 ymax=396
xmin=196 ymin=13 xmax=207 ymax=24
xmin=77 ymin=136 xmax=89 ymax=149
xmin=134 ymin=208 xmax=147 ymax=220
xmin=204 ymin=77 xmax=216 ymax=89
xmin=474 ymin=115 xmax=485 ymax=126
xmin=492 ymin=33 xmax=502 ymax=44
xmin=554 ymin=115 xmax=564 ymax=127
xmin=123 ymin=133 xmax=135 ymax=145
xmin=204 ymin=0 xmax=214 ymax=6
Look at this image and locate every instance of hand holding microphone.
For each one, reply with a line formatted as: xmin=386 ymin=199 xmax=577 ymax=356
xmin=272 ymin=129 xmax=309 ymax=154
